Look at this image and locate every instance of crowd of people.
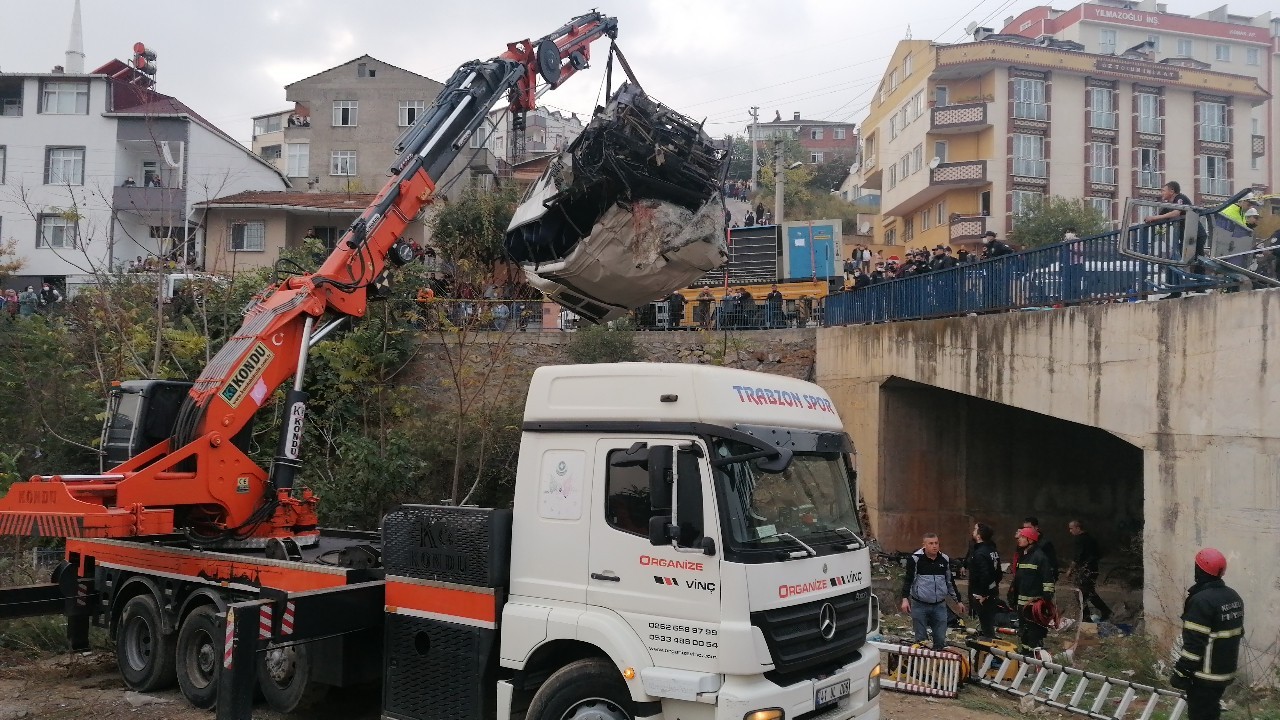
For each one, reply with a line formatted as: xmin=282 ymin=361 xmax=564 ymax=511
xmin=900 ymin=519 xmax=1243 ymax=720
xmin=844 ymin=231 xmax=1015 ymax=289
xmin=637 ymin=285 xmax=822 ymax=330
xmin=2 ymin=283 xmax=63 ymax=319
xmin=726 ymin=201 xmax=775 ymax=228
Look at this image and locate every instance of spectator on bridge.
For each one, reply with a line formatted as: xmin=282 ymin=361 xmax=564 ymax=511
xmin=930 ymin=245 xmax=957 ymax=271
xmin=981 ymin=230 xmax=1013 ymax=259
xmin=869 ymin=263 xmax=887 ymax=284
xmin=844 ymin=256 xmax=858 ymax=281
xmin=694 ymin=289 xmax=715 ymax=329
xmin=1022 ymin=517 xmax=1058 ymax=581
xmin=721 ymin=288 xmax=738 ymax=329
xmin=1145 ymin=181 xmax=1192 ymax=224
xmin=765 ymin=284 xmax=784 ymax=328
xmin=744 ymin=211 xmax=755 ymax=227
xmin=850 ymin=268 xmax=870 ymax=289
xmin=967 ymin=522 xmax=1003 ymax=638
xmin=666 ymin=290 xmax=687 ymax=329
xmin=1010 ymin=527 xmax=1056 ymax=652
xmin=900 ymin=532 xmax=965 ymax=650
xmin=755 ymin=202 xmax=766 ymax=223
xmin=1066 ymin=520 xmax=1111 ymax=623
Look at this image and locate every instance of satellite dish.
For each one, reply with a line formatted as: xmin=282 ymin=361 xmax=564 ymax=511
xmin=858 ymin=222 xmax=871 ymax=235
xmin=964 ymin=21 xmax=979 ymax=36
xmin=929 ymin=156 xmax=941 ymax=169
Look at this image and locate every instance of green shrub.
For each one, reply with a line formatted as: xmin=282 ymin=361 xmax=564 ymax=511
xmin=565 ymin=321 xmax=641 ymax=364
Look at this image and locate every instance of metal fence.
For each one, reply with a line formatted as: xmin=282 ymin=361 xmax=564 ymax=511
xmin=636 ymin=298 xmax=821 ymax=331
xmin=823 ymin=217 xmax=1228 ymax=326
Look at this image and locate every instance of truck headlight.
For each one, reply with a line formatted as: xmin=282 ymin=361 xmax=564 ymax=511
xmin=744 ymin=710 xmax=784 ymax=720
xmin=868 ymin=664 xmax=882 ymax=700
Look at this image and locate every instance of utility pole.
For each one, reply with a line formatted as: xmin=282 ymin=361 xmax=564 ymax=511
xmin=774 ymin=138 xmax=785 ymax=227
xmin=748 ymin=106 xmax=760 ymax=195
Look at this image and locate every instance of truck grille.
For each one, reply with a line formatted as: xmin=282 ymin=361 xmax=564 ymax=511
xmin=751 ymin=588 xmax=870 ymax=681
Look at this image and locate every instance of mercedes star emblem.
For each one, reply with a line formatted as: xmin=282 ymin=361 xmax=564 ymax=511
xmin=818 ymin=602 xmax=837 ymax=641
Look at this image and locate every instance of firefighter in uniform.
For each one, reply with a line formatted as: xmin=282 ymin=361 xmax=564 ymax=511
xmin=1171 ymin=548 xmax=1244 ymax=720
xmin=1010 ymin=527 xmax=1055 ymax=652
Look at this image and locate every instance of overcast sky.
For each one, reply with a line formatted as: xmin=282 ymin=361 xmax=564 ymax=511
xmin=2 ymin=0 xmax=1275 ymax=148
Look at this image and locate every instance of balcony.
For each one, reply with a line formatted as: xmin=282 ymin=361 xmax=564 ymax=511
xmin=949 ymin=215 xmax=987 ymax=242
xmin=112 ymin=186 xmax=187 ymax=215
xmin=1254 ymin=135 xmax=1266 ymax=157
xmin=861 ymin=152 xmax=882 ymax=190
xmin=930 ymin=102 xmax=990 ymax=134
xmin=930 ymin=160 xmax=987 ymax=187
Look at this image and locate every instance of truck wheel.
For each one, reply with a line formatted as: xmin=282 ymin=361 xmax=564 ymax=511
xmin=116 ymin=594 xmax=177 ymax=691
xmin=526 ymin=658 xmax=634 ymax=720
xmin=257 ymin=641 xmax=328 ymax=713
xmin=175 ymin=606 xmax=220 ymax=708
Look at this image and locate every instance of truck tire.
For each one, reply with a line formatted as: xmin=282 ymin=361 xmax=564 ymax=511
xmin=116 ymin=594 xmax=176 ymax=691
xmin=257 ymin=641 xmax=328 ymax=713
xmin=175 ymin=606 xmax=220 ymax=709
xmin=525 ymin=657 xmax=635 ymax=720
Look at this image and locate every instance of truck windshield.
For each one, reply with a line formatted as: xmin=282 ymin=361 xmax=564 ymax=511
xmin=711 ymin=437 xmax=861 ymax=553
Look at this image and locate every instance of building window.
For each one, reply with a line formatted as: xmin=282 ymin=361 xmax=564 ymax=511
xmin=332 ymin=100 xmax=358 ymax=126
xmin=1146 ymin=34 xmax=1161 ymax=51
xmin=903 ymin=217 xmax=914 ymax=241
xmin=1138 ymin=147 xmax=1161 ymax=189
xmin=810 ymin=152 xmax=824 ymax=163
xmin=470 ymin=125 xmax=488 ymax=149
xmin=1012 ymin=134 xmax=1046 ymax=178
xmin=1214 ymin=44 xmax=1230 ymax=62
xmin=910 ymin=92 xmax=924 ymax=121
xmin=1253 ymin=118 xmax=1261 ymax=135
xmin=37 ymin=214 xmax=77 ymax=248
xmin=253 ymin=115 xmax=282 ymax=137
xmin=1011 ymin=190 xmax=1043 ymax=222
xmin=811 ymin=127 xmax=824 ymax=141
xmin=834 ymin=128 xmax=846 ymax=140
xmin=934 ymin=141 xmax=947 ymax=164
xmin=0 ymin=145 xmax=5 ymax=184
xmin=1137 ymin=93 xmax=1162 ymax=134
xmin=286 ymin=143 xmax=309 ymax=177
xmin=1089 ymin=143 xmax=1116 ymax=184
xmin=888 ymin=165 xmax=897 ymax=189
xmin=899 ymin=154 xmax=910 ymax=178
xmin=1246 ymin=48 xmax=1260 ymax=66
xmin=936 ymin=201 xmax=946 ymax=226
xmin=920 ymin=210 xmax=931 ymax=231
xmin=884 ymin=228 xmax=896 ymax=246
xmin=899 ymin=106 xmax=909 ymax=130
xmin=889 ymin=69 xmax=898 ymax=90
xmin=911 ymin=144 xmax=923 ymax=173
xmin=1177 ymin=38 xmax=1193 ymax=57
xmin=230 ymin=221 xmax=266 ymax=252
xmin=935 ymin=85 xmax=949 ymax=107
xmin=1088 ymin=197 xmax=1112 ymax=222
xmin=1198 ymin=102 xmax=1229 ymax=143
xmin=1088 ymin=87 xmax=1115 ymax=129
xmin=399 ymin=100 xmax=424 ymax=127
xmin=260 ymin=144 xmax=282 ymax=161
xmin=1012 ymin=78 xmax=1047 ymax=121
xmin=1200 ymin=155 xmax=1229 ymax=195
xmin=889 ymin=115 xmax=899 ymax=140
xmin=45 ymin=147 xmax=85 ymax=185
xmin=1100 ymin=29 xmax=1117 ymax=55
xmin=40 ymin=81 xmax=89 ymax=114
xmin=903 ymin=54 xmax=912 ymax=76
xmin=330 ymin=150 xmax=358 ymax=176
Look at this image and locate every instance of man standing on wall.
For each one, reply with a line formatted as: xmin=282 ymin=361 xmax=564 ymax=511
xmin=900 ymin=532 xmax=965 ymax=650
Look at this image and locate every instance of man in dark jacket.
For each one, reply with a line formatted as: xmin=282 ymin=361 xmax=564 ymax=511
xmin=900 ymin=533 xmax=965 ymax=649
xmin=1010 ymin=527 xmax=1055 ymax=651
xmin=981 ymin=230 xmax=1014 ymax=258
xmin=1172 ymin=548 xmax=1243 ymax=720
xmin=1066 ymin=520 xmax=1111 ymax=622
xmin=1023 ymin=517 xmax=1058 ymax=580
xmin=967 ymin=522 xmax=1002 ymax=637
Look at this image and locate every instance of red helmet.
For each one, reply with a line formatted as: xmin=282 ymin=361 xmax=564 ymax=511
xmin=1195 ymin=548 xmax=1227 ymax=577
xmin=1017 ymin=527 xmax=1040 ymax=543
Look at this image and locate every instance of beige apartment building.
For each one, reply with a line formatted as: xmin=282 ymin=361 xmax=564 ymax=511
xmin=851 ymin=30 xmax=1267 ymax=252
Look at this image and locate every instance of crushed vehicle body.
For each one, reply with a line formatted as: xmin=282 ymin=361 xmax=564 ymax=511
xmin=505 ymin=82 xmax=728 ymax=322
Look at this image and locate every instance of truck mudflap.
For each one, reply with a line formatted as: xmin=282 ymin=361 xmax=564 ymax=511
xmin=707 ymin=649 xmax=881 ymax=720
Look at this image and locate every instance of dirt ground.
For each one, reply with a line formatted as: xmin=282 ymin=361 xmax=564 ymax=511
xmin=0 ymin=649 xmax=1034 ymax=720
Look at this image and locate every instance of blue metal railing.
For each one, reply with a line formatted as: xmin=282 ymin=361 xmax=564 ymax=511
xmin=823 ymin=217 xmax=1231 ymax=326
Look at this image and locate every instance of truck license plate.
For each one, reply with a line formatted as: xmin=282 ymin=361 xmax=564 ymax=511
xmin=815 ymin=678 xmax=851 ymax=708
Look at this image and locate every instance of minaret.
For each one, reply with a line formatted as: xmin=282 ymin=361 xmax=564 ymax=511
xmin=65 ymin=0 xmax=85 ymax=74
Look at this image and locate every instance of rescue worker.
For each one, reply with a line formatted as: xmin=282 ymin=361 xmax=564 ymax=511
xmin=967 ymin=522 xmax=1002 ymax=638
xmin=1010 ymin=527 xmax=1055 ymax=652
xmin=1171 ymin=548 xmax=1243 ymax=720
xmin=1023 ymin=517 xmax=1059 ymax=580
xmin=899 ymin=532 xmax=965 ymax=650
xmin=1219 ymin=194 xmax=1256 ymax=230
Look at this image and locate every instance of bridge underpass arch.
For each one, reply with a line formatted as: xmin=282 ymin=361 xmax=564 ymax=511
xmin=876 ymin=377 xmax=1144 ymax=609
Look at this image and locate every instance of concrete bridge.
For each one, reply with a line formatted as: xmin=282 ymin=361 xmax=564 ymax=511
xmin=816 ymin=290 xmax=1280 ymax=676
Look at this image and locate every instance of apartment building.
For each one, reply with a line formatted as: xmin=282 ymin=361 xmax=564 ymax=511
xmin=751 ymin=112 xmax=859 ymax=164
xmin=852 ymin=32 xmax=1266 ymax=251
xmin=1001 ymin=0 xmax=1277 ymax=191
xmin=0 ymin=62 xmax=287 ymax=287
xmin=271 ymin=55 xmax=498 ymax=200
xmin=485 ymin=106 xmax=585 ymax=163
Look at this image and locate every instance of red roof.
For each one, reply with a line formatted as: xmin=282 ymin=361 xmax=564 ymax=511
xmin=197 ymin=191 xmax=377 ymax=210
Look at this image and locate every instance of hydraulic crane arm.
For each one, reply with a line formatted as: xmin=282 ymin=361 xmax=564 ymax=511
xmin=0 ymin=12 xmax=619 ymax=544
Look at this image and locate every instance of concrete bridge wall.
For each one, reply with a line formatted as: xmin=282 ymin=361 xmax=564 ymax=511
xmin=816 ymin=291 xmax=1280 ymax=676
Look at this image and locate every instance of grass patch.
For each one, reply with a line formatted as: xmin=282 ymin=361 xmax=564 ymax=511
xmin=1069 ymin=632 xmax=1168 ymax=688
xmin=957 ymin=690 xmax=1023 ymax=717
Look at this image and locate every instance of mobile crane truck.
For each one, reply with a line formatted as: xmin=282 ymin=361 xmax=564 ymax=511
xmin=0 ymin=12 xmax=882 ymax=720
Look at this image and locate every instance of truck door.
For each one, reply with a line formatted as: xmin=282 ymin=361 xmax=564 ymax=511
xmin=587 ymin=438 xmax=722 ymax=670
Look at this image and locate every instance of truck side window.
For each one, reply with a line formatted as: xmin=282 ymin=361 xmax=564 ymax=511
xmin=605 ymin=449 xmax=653 ymax=537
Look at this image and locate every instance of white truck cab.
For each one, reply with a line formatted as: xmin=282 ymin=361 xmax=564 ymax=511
xmin=499 ymin=363 xmax=881 ymax=720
